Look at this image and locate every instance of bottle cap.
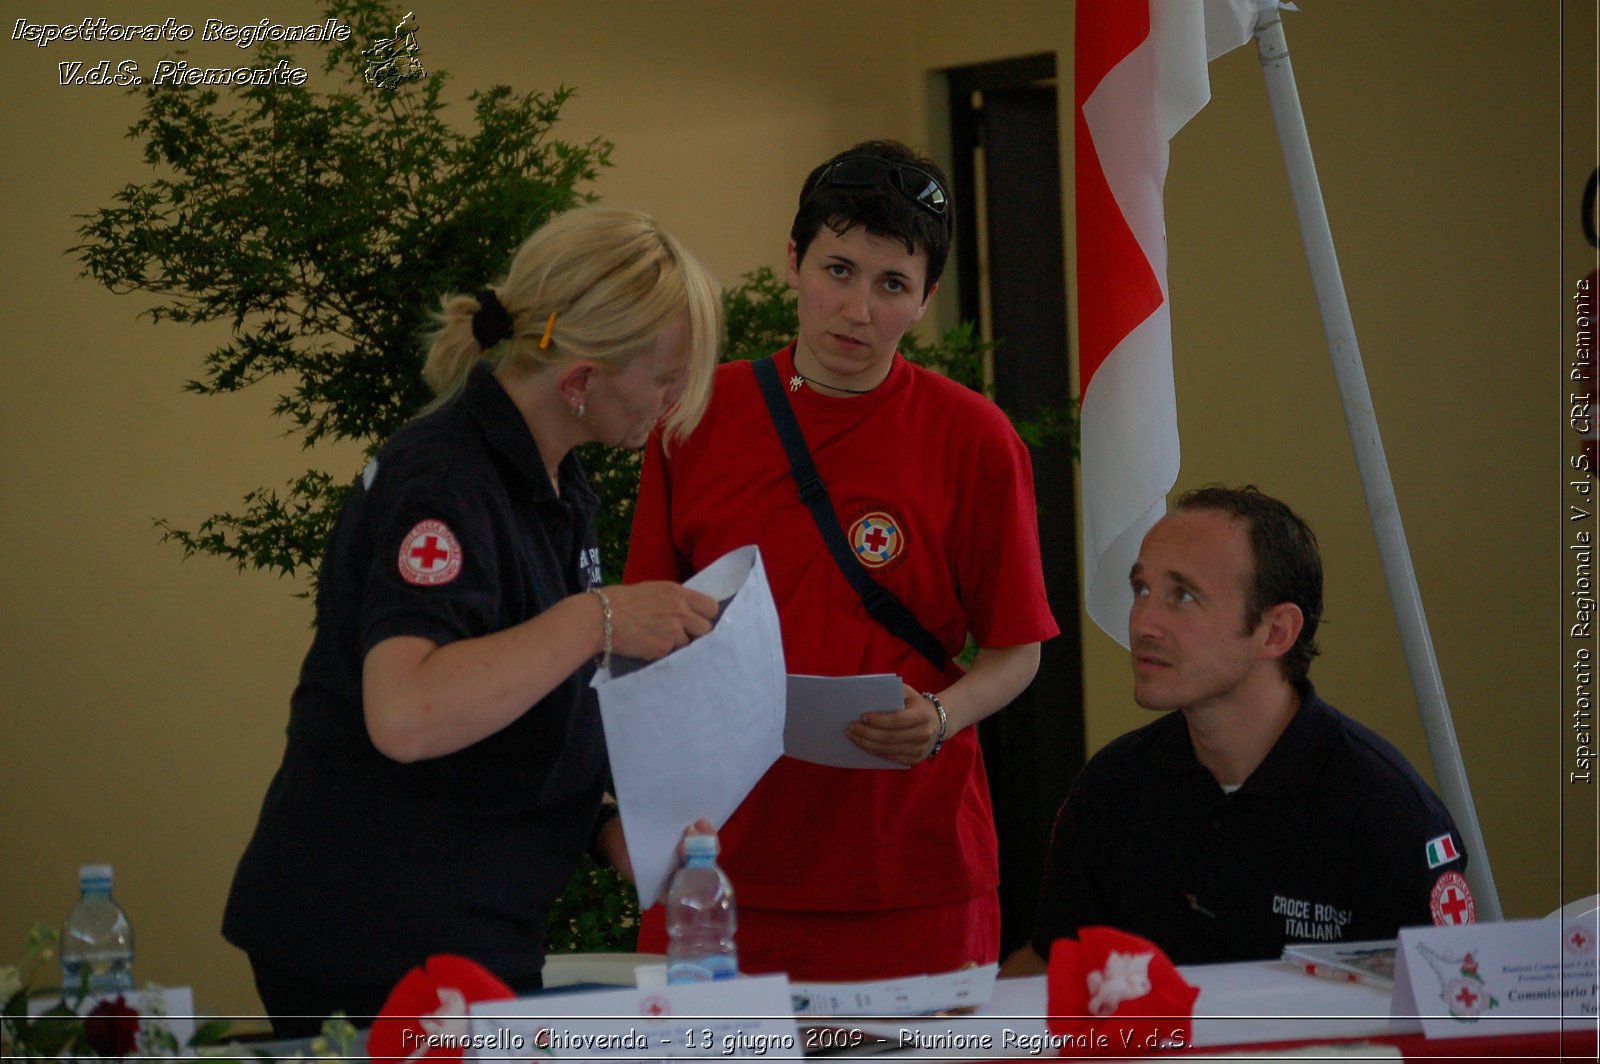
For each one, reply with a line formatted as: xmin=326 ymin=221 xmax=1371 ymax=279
xmin=78 ymin=864 xmax=113 ymax=890
xmin=683 ymin=834 xmax=718 ymax=859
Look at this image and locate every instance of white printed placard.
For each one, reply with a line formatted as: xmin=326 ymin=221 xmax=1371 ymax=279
xmin=789 ymin=964 xmax=998 ymax=1016
xmin=1392 ymin=915 xmax=1599 ymax=1039
xmin=468 ymin=974 xmax=799 ymax=1059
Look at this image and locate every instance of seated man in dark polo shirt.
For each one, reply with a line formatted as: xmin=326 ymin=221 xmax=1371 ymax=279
xmin=1005 ymin=486 xmax=1474 ymax=972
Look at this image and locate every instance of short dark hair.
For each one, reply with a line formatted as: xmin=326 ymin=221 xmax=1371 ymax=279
xmin=790 ymin=140 xmax=952 ymax=299
xmin=1175 ymin=485 xmax=1323 ymax=687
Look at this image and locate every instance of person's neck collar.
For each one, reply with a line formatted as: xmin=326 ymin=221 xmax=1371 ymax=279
xmin=494 ymin=360 xmax=582 ymax=492
xmin=1182 ymin=675 xmax=1302 ymax=789
xmin=788 ymin=338 xmax=895 ymax=396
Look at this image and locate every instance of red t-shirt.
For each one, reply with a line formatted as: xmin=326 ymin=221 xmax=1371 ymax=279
xmin=626 ymin=344 xmax=1058 ymax=911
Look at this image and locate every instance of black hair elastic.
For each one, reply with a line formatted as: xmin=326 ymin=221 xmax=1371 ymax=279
xmin=471 ymin=288 xmax=516 ymax=350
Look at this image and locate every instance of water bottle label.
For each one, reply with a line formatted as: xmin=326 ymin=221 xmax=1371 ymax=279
xmin=665 ymin=955 xmax=738 ymax=984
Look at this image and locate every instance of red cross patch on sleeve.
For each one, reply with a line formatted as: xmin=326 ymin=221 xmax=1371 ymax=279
xmin=1430 ymin=871 xmax=1477 ymax=927
xmin=398 ymin=519 xmax=463 ymax=586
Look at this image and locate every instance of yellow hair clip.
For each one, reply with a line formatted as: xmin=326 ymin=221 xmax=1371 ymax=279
xmin=539 ymin=311 xmax=558 ymax=350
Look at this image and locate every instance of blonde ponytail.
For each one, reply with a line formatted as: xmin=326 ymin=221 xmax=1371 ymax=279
xmin=421 ymin=207 xmax=721 ymax=441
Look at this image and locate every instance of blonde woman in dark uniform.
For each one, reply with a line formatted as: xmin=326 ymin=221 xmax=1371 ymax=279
xmin=225 ymin=207 xmax=722 ymax=1035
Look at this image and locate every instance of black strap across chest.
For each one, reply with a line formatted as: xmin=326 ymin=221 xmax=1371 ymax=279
xmin=751 ymin=354 xmax=947 ymax=670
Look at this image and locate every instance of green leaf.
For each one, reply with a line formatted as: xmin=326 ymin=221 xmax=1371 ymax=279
xmin=71 ymin=0 xmax=612 ymax=598
xmin=25 ymin=1002 xmax=85 ymax=1057
xmin=190 ymin=1017 xmax=236 ymax=1047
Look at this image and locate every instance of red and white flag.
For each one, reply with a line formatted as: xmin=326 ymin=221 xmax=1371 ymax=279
xmin=1076 ymin=0 xmax=1272 ymax=642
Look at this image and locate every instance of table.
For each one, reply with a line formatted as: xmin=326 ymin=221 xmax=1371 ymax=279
xmin=212 ymin=961 xmax=1600 ymax=1059
xmin=883 ymin=962 xmax=1597 ymax=1059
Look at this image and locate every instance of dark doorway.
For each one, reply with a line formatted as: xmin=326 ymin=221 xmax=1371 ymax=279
xmin=947 ymin=54 xmax=1086 ymax=960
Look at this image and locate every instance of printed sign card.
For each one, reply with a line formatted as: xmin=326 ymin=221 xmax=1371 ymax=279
xmin=1392 ymin=915 xmax=1599 ymax=1039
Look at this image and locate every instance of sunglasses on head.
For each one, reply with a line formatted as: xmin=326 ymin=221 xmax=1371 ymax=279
xmin=809 ymin=154 xmax=950 ymax=220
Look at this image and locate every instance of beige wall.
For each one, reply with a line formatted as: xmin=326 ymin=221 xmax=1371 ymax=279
xmin=1561 ymin=0 xmax=1599 ymax=916
xmin=1 ymin=0 xmax=1587 ymax=1019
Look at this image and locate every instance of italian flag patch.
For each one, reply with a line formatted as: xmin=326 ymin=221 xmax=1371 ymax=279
xmin=1426 ymin=833 xmax=1461 ymax=869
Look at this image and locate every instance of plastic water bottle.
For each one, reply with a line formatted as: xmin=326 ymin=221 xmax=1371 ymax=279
xmin=60 ymin=864 xmax=135 ymax=995
xmin=665 ymin=835 xmax=737 ymax=983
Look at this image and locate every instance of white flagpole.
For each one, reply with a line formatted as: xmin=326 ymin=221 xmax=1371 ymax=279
xmin=1250 ymin=8 xmax=1503 ymax=920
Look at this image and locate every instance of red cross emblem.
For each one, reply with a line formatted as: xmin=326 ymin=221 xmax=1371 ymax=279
xmin=399 ymin=519 xmax=463 ymax=586
xmin=848 ymin=510 xmax=906 ymax=570
xmin=1566 ymin=921 xmax=1598 ymax=956
xmin=640 ymin=995 xmax=671 ymax=1017
xmin=1442 ymin=977 xmax=1489 ymax=1019
xmin=1430 ymin=871 xmax=1476 ymax=926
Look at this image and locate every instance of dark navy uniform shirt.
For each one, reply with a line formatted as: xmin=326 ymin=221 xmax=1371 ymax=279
xmin=224 ymin=362 xmax=606 ymax=988
xmin=1031 ymin=686 xmax=1471 ymax=965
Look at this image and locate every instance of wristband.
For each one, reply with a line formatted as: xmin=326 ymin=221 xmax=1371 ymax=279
xmin=587 ymin=586 xmax=613 ymax=672
xmin=922 ymin=691 xmax=948 ymax=759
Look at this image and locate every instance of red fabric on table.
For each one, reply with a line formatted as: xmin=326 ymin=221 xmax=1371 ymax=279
xmin=1045 ymin=926 xmax=1199 ymax=1055
xmin=366 ymin=954 xmax=514 ymax=1062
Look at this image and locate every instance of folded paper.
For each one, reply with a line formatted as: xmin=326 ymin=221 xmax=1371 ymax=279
xmin=592 ymin=545 xmax=786 ymax=908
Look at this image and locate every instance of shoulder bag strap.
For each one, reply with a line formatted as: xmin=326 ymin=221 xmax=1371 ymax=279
xmin=751 ymin=354 xmax=947 ymax=670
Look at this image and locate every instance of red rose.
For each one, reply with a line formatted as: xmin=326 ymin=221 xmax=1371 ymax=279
xmin=84 ymin=995 xmax=141 ymax=1058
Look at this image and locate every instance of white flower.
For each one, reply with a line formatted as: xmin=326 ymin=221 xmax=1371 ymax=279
xmin=138 ymin=982 xmax=169 ymax=1016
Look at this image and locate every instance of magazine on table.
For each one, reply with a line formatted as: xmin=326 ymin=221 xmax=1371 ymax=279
xmin=1280 ymin=938 xmax=1398 ymax=988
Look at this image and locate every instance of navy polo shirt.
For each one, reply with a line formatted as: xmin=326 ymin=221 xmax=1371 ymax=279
xmin=225 ymin=362 xmax=607 ymax=988
xmin=1031 ymin=686 xmax=1469 ymax=965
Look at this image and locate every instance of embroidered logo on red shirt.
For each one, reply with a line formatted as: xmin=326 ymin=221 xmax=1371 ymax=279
xmin=1430 ymin=871 xmax=1476 ymax=926
xmin=849 ymin=509 xmax=906 ymax=570
xmin=399 ymin=519 xmax=463 ymax=586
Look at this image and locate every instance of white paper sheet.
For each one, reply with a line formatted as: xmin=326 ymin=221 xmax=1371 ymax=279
xmin=783 ymin=673 xmax=907 ymax=769
xmin=592 ymin=545 xmax=786 ymax=909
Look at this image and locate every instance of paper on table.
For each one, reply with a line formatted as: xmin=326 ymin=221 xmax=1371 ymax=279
xmin=591 ymin=545 xmax=786 ymax=909
xmin=783 ymin=673 xmax=907 ymax=769
xmin=789 ymin=964 xmax=998 ymax=1015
